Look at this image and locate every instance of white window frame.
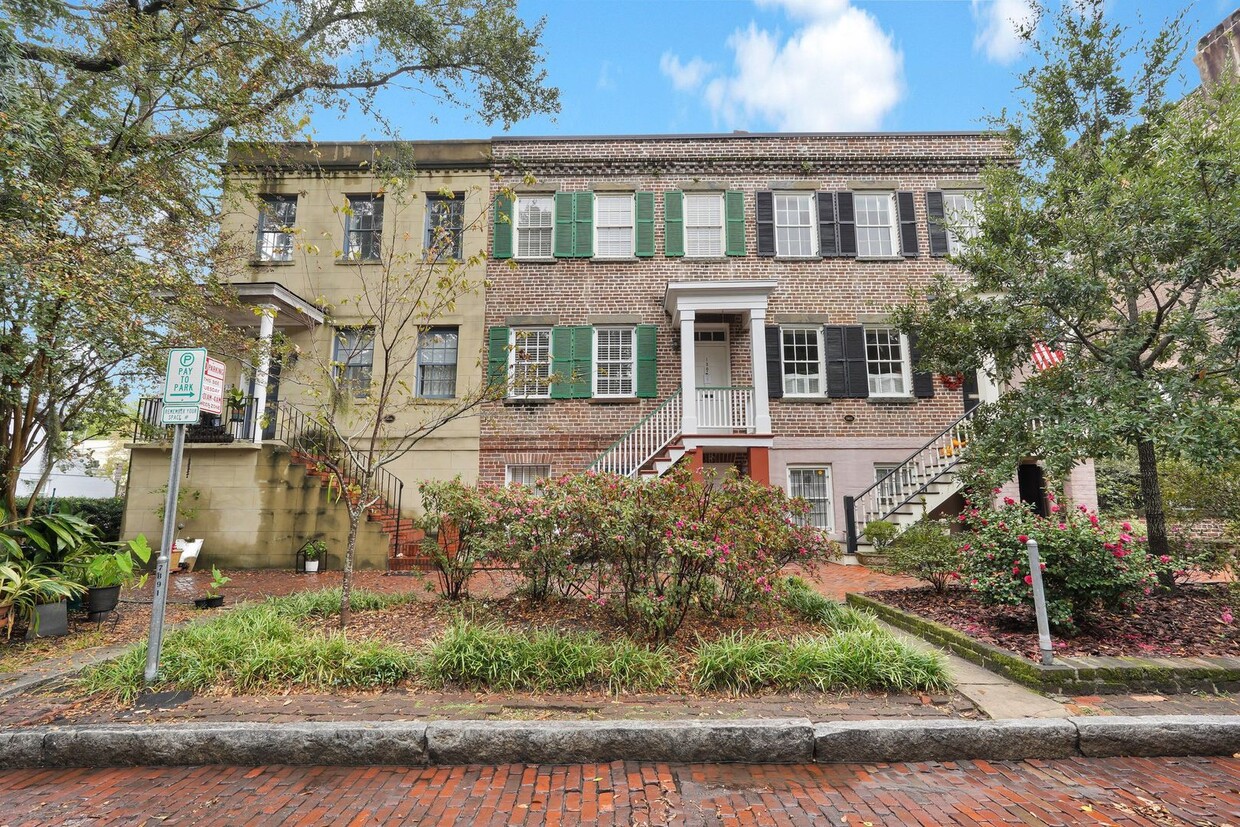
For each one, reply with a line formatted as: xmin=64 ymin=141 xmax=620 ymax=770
xmin=593 ymin=326 xmax=636 ymax=398
xmin=594 ymin=193 xmax=634 ymax=259
xmin=509 ymin=328 xmax=552 ymax=399
xmin=780 ymin=326 xmax=825 ymax=397
xmin=774 ymin=192 xmax=818 ymax=258
xmin=684 ymin=192 xmax=724 ymax=258
xmin=344 ymin=195 xmax=383 ymax=261
xmin=787 ymin=466 xmax=834 ymax=531
xmin=942 ymin=190 xmax=980 ymax=256
xmin=506 ymin=464 xmax=551 ymax=487
xmin=864 ymin=326 xmax=912 ymax=398
xmin=515 ymin=195 xmax=554 ymax=260
xmin=416 ymin=326 xmax=459 ymax=399
xmin=853 ymin=192 xmax=899 ymax=258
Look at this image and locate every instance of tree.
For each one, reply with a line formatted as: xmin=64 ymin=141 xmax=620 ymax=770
xmin=892 ymin=1 xmax=1240 ymax=559
xmin=0 ymin=0 xmax=558 ymax=515
xmin=284 ymin=156 xmax=500 ymax=628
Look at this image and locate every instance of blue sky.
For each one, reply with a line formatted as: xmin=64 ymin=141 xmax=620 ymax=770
xmin=317 ymin=0 xmax=1229 ymax=142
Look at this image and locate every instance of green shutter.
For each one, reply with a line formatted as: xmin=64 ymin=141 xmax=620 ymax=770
xmin=574 ymin=192 xmax=594 ymax=258
xmin=571 ymin=326 xmax=593 ymax=398
xmin=487 ymin=326 xmax=510 ymax=389
xmin=550 ymin=326 xmax=574 ymax=399
xmin=636 ymin=325 xmax=658 ymax=398
xmin=492 ymin=195 xmax=513 ymax=259
xmin=725 ymin=190 xmax=745 ymax=256
xmin=664 ymin=191 xmax=684 ymax=257
xmin=553 ymin=193 xmax=575 ymax=258
xmin=635 ymin=192 xmax=655 ymax=257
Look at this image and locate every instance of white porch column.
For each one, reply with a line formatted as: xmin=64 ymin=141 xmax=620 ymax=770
xmin=253 ymin=304 xmax=277 ymax=440
xmin=680 ymin=310 xmax=698 ymax=435
xmin=749 ymin=308 xmax=772 ymax=434
xmin=978 ymin=356 xmax=1001 ymax=404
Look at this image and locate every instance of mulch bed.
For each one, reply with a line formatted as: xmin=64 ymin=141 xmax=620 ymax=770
xmin=869 ymin=583 xmax=1240 ymax=662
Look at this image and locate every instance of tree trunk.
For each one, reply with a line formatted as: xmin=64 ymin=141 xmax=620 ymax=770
xmin=341 ymin=507 xmax=359 ymax=630
xmin=1136 ymin=437 xmax=1170 ymax=561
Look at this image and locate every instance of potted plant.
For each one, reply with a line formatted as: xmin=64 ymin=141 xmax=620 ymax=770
xmin=82 ymin=536 xmax=152 ymax=621
xmin=193 ymin=565 xmax=230 ymax=609
xmin=226 ymin=386 xmax=247 ymax=422
xmin=303 ymin=539 xmax=327 ymax=573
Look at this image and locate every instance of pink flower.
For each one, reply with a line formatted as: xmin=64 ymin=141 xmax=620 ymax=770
xmin=959 ymin=543 xmax=972 ymax=552
xmin=1012 ymin=566 xmax=1021 ymax=575
xmin=1023 ymin=575 xmax=1033 ymax=585
xmin=1122 ymin=522 xmax=1132 ymax=532
xmin=1017 ymin=534 xmax=1029 ymax=544
xmin=1158 ymin=555 xmax=1171 ymax=564
xmin=1050 ymin=504 xmax=1060 ymax=513
xmin=1003 ymin=497 xmax=1015 ymax=506
xmin=1058 ymin=523 xmax=1067 ymax=530
xmin=1224 ymin=609 xmax=1235 ymax=625
xmin=992 ymin=487 xmax=1002 ymax=494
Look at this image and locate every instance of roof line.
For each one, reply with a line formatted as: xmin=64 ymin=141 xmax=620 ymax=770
xmin=491 ymin=130 xmax=1001 ymax=142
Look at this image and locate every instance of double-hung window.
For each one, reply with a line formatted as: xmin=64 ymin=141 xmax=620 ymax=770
xmin=853 ymin=192 xmax=898 ymax=258
xmin=425 ymin=194 xmax=464 ymax=261
xmin=257 ymin=195 xmax=297 ymax=262
xmin=417 ymin=327 xmax=458 ymax=398
xmin=345 ymin=195 xmax=383 ymax=261
xmin=594 ymin=327 xmax=635 ymax=397
xmin=788 ymin=467 xmax=833 ymax=531
xmin=684 ymin=193 xmax=724 ymax=257
xmin=333 ymin=327 xmax=374 ymax=396
xmin=510 ymin=328 xmax=552 ymax=398
xmin=594 ymin=194 xmax=634 ymax=258
xmin=515 ymin=195 xmax=554 ymax=259
xmin=864 ymin=327 xmax=911 ymax=397
xmin=774 ymin=193 xmax=817 ymax=257
xmin=942 ymin=191 xmax=979 ymax=255
xmin=781 ymin=327 xmax=824 ymax=396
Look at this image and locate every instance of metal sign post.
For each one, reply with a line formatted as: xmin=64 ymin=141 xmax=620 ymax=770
xmin=1025 ymin=539 xmax=1055 ymax=666
xmin=145 ymin=348 xmax=208 ymax=684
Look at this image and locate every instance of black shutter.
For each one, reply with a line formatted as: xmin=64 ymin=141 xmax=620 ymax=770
xmin=817 ymin=192 xmax=838 ymax=257
xmin=897 ymin=191 xmax=918 ymax=257
xmin=823 ymin=326 xmax=846 ymax=399
xmin=843 ymin=325 xmax=869 ymax=398
xmin=755 ymin=192 xmax=775 ymax=257
xmin=963 ymin=369 xmax=980 ymax=412
xmin=765 ymin=326 xmax=784 ymax=400
xmin=909 ymin=333 xmax=935 ymax=398
xmin=836 ymin=192 xmax=857 ymax=258
xmin=926 ymin=191 xmax=949 ymax=256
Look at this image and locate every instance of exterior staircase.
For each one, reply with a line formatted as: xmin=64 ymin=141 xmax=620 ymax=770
xmin=589 ymin=389 xmax=685 ymax=477
xmin=843 ymin=407 xmax=977 ymax=559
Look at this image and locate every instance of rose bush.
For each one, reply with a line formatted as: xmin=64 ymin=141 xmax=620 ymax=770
xmin=959 ymin=493 xmax=1155 ymax=634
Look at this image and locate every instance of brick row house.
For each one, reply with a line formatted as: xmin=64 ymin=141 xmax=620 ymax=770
xmin=481 ymin=132 xmax=1097 ymax=555
xmin=124 ymin=131 xmax=1099 ymax=569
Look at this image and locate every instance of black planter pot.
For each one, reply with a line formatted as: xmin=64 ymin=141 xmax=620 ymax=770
xmin=26 ymin=601 xmax=69 ymax=639
xmin=193 ymin=595 xmax=225 ymax=610
xmin=86 ymin=585 xmax=121 ymax=622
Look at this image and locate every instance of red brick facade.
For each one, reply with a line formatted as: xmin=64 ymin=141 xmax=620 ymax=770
xmin=481 ymin=132 xmax=1014 ymax=538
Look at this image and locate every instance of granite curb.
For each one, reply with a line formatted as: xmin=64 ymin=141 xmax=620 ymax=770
xmin=1 ymin=715 xmax=1238 ymax=768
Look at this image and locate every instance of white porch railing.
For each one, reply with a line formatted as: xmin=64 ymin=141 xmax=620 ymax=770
xmin=695 ymin=386 xmax=754 ymax=433
xmin=589 ymin=389 xmax=683 ymax=477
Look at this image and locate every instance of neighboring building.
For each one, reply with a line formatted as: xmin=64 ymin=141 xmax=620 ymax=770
xmin=481 ymin=132 xmax=1097 ymax=555
xmin=123 ymin=141 xmax=491 ymax=569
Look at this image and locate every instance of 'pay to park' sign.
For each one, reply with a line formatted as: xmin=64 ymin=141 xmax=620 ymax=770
xmin=162 ymin=349 xmax=225 ymax=424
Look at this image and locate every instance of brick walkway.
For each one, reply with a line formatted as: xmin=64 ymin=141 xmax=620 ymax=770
xmin=1 ymin=757 xmax=1236 ymax=825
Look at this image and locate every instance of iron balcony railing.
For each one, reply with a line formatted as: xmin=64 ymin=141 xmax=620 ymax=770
xmin=134 ymin=396 xmax=262 ymax=443
xmin=842 ymin=406 xmax=977 ymax=554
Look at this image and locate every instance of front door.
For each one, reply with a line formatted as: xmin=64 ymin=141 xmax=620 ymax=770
xmin=694 ymin=328 xmax=731 ymax=432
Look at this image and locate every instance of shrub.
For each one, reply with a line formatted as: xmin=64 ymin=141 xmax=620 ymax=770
xmin=691 ymin=630 xmax=949 ymax=693
xmin=418 ymin=479 xmax=495 ymax=600
xmin=14 ymin=497 xmax=124 ymax=542
xmin=959 ymin=494 xmax=1155 ymax=633
xmin=420 ymin=620 xmax=673 ymax=693
xmin=861 ymin=520 xmax=898 ymax=555
xmin=882 ymin=518 xmax=962 ymax=593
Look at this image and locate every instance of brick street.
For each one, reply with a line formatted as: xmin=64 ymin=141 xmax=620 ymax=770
xmin=2 ymin=757 xmax=1238 ymax=826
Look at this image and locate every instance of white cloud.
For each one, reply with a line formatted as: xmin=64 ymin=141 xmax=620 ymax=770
xmin=972 ymin=0 xmax=1036 ymax=64
xmin=659 ymin=53 xmax=714 ymax=92
xmin=597 ymin=61 xmax=617 ymax=91
xmin=685 ymin=1 xmax=902 ymax=132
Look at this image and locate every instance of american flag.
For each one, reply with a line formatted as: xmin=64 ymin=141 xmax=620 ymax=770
xmin=1031 ymin=341 xmax=1065 ymax=371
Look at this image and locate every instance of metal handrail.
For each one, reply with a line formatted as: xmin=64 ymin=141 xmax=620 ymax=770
xmin=843 ymin=406 xmax=977 ymax=553
xmin=588 ymin=389 xmax=683 ymax=477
